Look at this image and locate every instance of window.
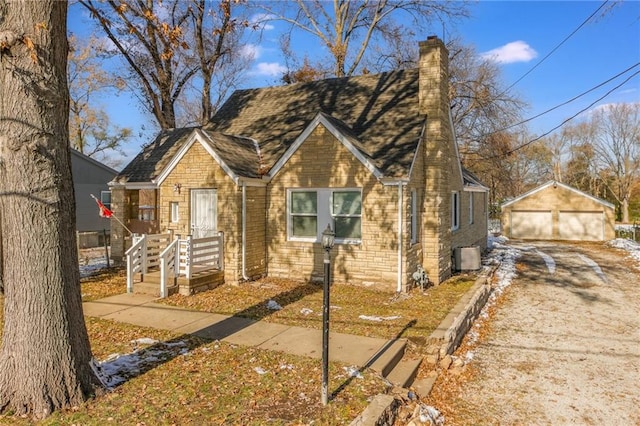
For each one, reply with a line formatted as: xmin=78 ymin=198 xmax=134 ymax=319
xmin=410 ymin=189 xmax=419 ymax=244
xmin=290 ymin=191 xmax=318 ymax=238
xmin=288 ymin=189 xmax=362 ymax=242
xmin=469 ymin=192 xmax=474 ymax=225
xmin=332 ymin=191 xmax=361 ymax=239
xmin=139 ymin=206 xmax=155 ymax=221
xmin=170 ymin=202 xmax=179 ymax=223
xmin=100 ymin=191 xmax=111 ymax=210
xmin=451 ymin=191 xmax=460 ymax=231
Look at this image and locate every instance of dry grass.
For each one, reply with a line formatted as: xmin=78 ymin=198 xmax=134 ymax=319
xmin=161 ymin=275 xmax=475 ymax=352
xmin=0 ymin=268 xmax=477 ymax=424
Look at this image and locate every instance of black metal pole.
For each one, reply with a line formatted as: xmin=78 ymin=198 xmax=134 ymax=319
xmin=321 ymin=247 xmax=331 ymax=405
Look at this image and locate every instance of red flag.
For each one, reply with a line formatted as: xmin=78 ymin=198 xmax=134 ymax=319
xmin=91 ymin=194 xmax=113 ymax=218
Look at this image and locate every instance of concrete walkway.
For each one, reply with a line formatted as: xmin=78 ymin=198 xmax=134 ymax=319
xmin=83 ymin=293 xmax=397 ymax=369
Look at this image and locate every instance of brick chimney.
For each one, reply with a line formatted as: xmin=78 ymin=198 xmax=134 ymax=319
xmin=419 ymin=36 xmax=453 ymax=285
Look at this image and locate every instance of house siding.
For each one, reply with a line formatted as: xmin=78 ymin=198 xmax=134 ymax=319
xmin=404 ymin=141 xmax=425 ymax=289
xmin=502 ymin=184 xmax=615 ymax=241
xmin=159 ymin=142 xmax=243 ymax=284
xmin=267 ymin=124 xmax=400 ymax=291
xmin=452 ymin=191 xmax=489 ymax=251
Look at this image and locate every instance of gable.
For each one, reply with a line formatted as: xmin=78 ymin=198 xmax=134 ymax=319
xmin=502 ymin=181 xmax=614 ymax=210
xmin=155 ymin=129 xmax=265 ymax=186
xmin=273 ymin=122 xmax=379 ymax=188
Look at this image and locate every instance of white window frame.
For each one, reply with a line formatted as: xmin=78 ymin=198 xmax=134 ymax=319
xmin=410 ymin=189 xmax=419 ymax=244
xmin=451 ymin=191 xmax=460 ymax=231
xmin=469 ymin=192 xmax=474 ymax=225
xmin=170 ymin=201 xmax=179 ymax=223
xmin=288 ymin=188 xmax=362 ymax=244
xmin=289 ymin=190 xmax=318 ymax=240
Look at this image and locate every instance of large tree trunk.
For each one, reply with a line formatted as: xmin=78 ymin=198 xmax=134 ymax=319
xmin=0 ymin=1 xmax=102 ymax=418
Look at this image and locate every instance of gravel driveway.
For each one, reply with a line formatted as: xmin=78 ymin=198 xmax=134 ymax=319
xmin=428 ymin=241 xmax=640 ymax=425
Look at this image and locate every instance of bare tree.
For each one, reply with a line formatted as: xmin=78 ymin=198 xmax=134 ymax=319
xmin=79 ymin=0 xmax=197 ymax=130
xmin=261 ymin=0 xmax=469 ymax=80
xmin=68 ymin=35 xmax=132 ymax=166
xmin=588 ymin=103 xmax=639 ymax=222
xmin=448 ymin=39 xmax=528 ymax=158
xmin=189 ymin=0 xmax=251 ymax=124
xmin=79 ymin=0 xmax=251 ymax=129
xmin=0 ymin=0 xmax=102 ymax=417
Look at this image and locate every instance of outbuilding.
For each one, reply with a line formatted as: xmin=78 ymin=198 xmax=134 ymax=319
xmin=501 ymin=181 xmax=615 ymax=241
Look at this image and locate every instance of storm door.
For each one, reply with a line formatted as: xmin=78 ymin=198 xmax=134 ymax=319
xmin=190 ymin=189 xmax=217 ymax=238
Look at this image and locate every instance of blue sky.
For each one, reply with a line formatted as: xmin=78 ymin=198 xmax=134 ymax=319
xmin=67 ymin=1 xmax=640 ymax=167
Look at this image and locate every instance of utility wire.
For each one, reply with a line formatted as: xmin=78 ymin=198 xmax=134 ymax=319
xmin=483 ymin=62 xmax=640 ymax=136
xmin=502 ymin=0 xmax=610 ymax=93
xmin=482 ymin=68 xmax=640 ymax=160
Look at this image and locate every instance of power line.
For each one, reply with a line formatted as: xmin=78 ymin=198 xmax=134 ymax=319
xmin=483 ymin=69 xmax=640 ymax=160
xmin=503 ymin=0 xmax=610 ymax=93
xmin=485 ymin=62 xmax=640 ymax=136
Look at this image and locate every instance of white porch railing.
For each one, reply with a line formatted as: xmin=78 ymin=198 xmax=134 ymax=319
xmin=126 ymin=234 xmax=146 ymax=293
xmin=159 ymin=237 xmax=180 ymax=298
xmin=126 ymin=232 xmax=224 ymax=297
xmin=179 ymin=234 xmax=224 ymax=279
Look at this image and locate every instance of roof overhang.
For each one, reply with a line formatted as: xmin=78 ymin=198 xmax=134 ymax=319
xmin=268 ymin=112 xmax=385 ymax=181
xmin=501 ymin=180 xmax=615 ymax=210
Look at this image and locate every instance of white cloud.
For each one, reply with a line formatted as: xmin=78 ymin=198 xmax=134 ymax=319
xmin=250 ymin=13 xmax=276 ymax=31
xmin=240 ymin=44 xmax=260 ymax=61
xmin=481 ymin=41 xmax=538 ymax=64
xmin=253 ymin=62 xmax=287 ymax=77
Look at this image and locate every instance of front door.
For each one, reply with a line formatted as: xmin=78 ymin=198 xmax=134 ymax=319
xmin=190 ymin=189 xmax=217 ymax=238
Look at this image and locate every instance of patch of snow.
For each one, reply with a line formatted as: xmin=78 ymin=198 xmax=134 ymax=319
xmin=535 ymin=250 xmax=556 ymax=274
xmin=131 ymin=337 xmax=159 ymax=346
xmin=418 ymin=404 xmax=445 ymax=425
xmin=93 ymin=339 xmax=189 ymax=389
xmin=607 ymin=238 xmax=640 ymax=265
xmin=300 ymin=308 xmax=313 ymax=315
xmin=358 ymin=315 xmax=401 ymax=322
xmin=266 ymin=300 xmax=282 ymax=310
xmin=343 ymin=366 xmax=363 ymax=379
xmin=79 ymin=258 xmax=109 ymax=278
xmin=577 ymin=254 xmax=607 ymax=283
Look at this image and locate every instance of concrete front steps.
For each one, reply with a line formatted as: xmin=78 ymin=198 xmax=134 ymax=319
xmin=369 ymin=339 xmax=422 ymax=389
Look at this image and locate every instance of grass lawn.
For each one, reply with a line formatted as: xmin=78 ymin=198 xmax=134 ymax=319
xmin=0 ymin=268 xmax=477 ymax=424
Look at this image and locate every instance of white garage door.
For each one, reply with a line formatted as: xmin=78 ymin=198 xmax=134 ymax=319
xmin=511 ymin=211 xmax=553 ymax=239
xmin=558 ymin=211 xmax=604 ymax=241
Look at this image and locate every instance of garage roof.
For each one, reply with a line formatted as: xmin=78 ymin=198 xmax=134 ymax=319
xmin=502 ymin=180 xmax=615 ymax=209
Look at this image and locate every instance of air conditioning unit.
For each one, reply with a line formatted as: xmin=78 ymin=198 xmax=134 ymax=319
xmin=454 ymin=246 xmax=481 ymax=271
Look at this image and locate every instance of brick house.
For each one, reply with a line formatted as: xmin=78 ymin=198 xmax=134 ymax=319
xmin=109 ymin=37 xmax=488 ymax=294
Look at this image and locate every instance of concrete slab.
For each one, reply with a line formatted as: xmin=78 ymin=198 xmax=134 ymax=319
xmin=258 ymin=326 xmax=323 ymax=358
xmin=328 ymin=332 xmax=391 ymax=366
xmin=257 ymin=327 xmax=389 ymax=366
xmin=223 ymin=321 xmax=292 ymax=347
xmin=187 ymin=315 xmax=255 ymax=341
xmin=172 ymin=313 xmax=236 ymax=335
xmin=83 ymin=293 xmax=158 ymax=317
xmin=101 ymin=304 xmax=213 ymax=332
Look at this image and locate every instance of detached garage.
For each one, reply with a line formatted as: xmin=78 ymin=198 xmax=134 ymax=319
xmin=501 ymin=181 xmax=615 ymax=241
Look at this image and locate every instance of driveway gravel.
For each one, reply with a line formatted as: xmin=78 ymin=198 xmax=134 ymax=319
xmin=427 ymin=241 xmax=640 ymax=425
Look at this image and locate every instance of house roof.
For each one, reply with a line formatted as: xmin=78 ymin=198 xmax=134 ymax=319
xmin=462 ymin=168 xmax=489 ymax=192
xmin=501 ymin=180 xmax=615 ymax=209
xmin=70 ymin=148 xmax=118 ymax=175
xmin=205 ymin=69 xmax=424 ymax=178
xmin=114 ymin=127 xmax=197 ymax=184
xmin=114 ymin=68 xmax=425 ymax=184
